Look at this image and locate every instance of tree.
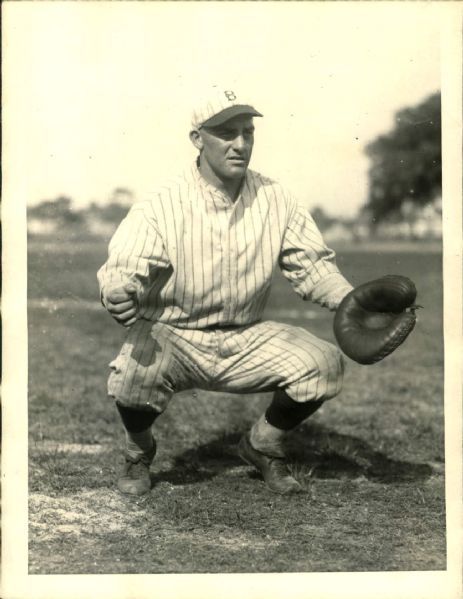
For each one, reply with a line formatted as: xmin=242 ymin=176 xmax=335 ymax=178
xmin=86 ymin=187 xmax=134 ymax=223
xmin=364 ymin=92 xmax=441 ymax=223
xmin=28 ymin=196 xmax=84 ymax=224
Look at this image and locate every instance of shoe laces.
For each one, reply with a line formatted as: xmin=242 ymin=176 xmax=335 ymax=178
xmin=123 ymin=458 xmax=150 ymax=479
xmin=268 ymin=456 xmax=293 ymax=478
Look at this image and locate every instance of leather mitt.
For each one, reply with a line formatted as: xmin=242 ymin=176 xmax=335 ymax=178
xmin=333 ymin=275 xmax=419 ymax=365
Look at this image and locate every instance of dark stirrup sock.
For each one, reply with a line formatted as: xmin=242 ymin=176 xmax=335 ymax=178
xmin=265 ymin=390 xmax=325 ymax=431
xmin=116 ymin=402 xmax=160 ymax=433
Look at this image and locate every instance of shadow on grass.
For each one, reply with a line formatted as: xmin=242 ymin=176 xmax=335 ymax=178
xmin=287 ymin=423 xmax=434 ymax=484
xmin=152 ymin=422 xmax=434 ymax=488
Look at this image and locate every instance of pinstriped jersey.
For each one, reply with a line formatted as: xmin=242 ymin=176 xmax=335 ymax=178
xmin=97 ymin=162 xmax=353 ymax=329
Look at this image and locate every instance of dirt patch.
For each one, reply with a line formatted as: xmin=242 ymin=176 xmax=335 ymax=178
xmin=30 ymin=491 xmax=148 ymax=541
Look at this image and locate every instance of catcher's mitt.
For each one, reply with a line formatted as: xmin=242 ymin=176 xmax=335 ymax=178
xmin=333 ymin=275 xmax=420 ymax=365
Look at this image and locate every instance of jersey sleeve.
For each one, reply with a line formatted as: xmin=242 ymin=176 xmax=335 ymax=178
xmin=97 ymin=201 xmax=171 ymax=305
xmin=279 ymin=203 xmax=353 ymax=310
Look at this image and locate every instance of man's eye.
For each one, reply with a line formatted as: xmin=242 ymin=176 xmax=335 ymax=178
xmin=214 ymin=128 xmax=253 ymax=140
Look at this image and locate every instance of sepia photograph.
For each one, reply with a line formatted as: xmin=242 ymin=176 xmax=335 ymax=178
xmin=2 ymin=1 xmax=462 ymax=598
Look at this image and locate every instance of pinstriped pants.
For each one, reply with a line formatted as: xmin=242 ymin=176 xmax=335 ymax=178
xmin=108 ymin=319 xmax=345 ymax=412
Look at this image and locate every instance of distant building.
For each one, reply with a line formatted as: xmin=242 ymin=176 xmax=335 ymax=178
xmin=323 ymin=222 xmax=354 ymax=244
xmin=28 ymin=218 xmax=58 ymax=235
xmin=374 ymin=196 xmax=442 ymax=240
xmin=86 ymin=218 xmax=119 ymax=238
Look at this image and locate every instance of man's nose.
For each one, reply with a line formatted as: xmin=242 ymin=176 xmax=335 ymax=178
xmin=232 ymin=135 xmax=247 ymax=151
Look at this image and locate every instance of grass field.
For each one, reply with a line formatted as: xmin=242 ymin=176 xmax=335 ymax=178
xmin=28 ymin=236 xmax=445 ymax=574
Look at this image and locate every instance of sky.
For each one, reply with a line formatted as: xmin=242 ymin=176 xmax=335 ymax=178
xmin=4 ymin=2 xmax=441 ymax=217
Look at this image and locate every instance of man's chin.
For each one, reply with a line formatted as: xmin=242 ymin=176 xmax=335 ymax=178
xmin=226 ymin=162 xmax=248 ymax=177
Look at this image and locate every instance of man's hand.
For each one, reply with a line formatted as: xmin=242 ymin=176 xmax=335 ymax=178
xmin=104 ymin=283 xmax=138 ymax=327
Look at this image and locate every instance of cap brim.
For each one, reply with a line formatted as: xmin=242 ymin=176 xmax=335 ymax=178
xmin=200 ymin=105 xmax=263 ymax=129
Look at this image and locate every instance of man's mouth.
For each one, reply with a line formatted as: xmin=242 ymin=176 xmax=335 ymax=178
xmin=228 ymin=157 xmax=247 ymax=163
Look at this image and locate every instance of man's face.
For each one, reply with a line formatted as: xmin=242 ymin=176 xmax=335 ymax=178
xmin=195 ymin=114 xmax=255 ymax=181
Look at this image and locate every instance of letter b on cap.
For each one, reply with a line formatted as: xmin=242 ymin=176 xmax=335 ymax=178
xmin=224 ymin=90 xmax=237 ymax=101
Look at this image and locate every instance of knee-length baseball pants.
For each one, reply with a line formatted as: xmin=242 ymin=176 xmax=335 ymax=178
xmin=108 ymin=319 xmax=345 ymax=413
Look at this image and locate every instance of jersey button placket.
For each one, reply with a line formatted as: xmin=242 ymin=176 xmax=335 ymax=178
xmin=218 ymin=197 xmax=232 ymax=322
xmin=227 ymin=208 xmax=239 ymax=321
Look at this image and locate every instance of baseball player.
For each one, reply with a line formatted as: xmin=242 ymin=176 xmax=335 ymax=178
xmin=97 ymin=87 xmax=417 ymax=496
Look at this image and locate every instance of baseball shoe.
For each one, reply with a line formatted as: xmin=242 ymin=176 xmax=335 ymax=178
xmin=117 ymin=438 xmax=156 ymax=496
xmin=238 ymin=433 xmax=303 ymax=494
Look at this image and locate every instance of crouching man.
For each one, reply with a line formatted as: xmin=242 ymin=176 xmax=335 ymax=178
xmin=97 ymin=87 xmax=353 ymax=496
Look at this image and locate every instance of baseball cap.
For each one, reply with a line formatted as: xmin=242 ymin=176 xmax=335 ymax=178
xmin=191 ymin=86 xmax=263 ymax=129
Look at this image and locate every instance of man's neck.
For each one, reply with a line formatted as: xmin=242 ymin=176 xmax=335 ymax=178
xmin=198 ymin=160 xmax=244 ymax=202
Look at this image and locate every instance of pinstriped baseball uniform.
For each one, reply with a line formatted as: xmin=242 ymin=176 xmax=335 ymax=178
xmin=97 ymin=161 xmax=353 ymax=412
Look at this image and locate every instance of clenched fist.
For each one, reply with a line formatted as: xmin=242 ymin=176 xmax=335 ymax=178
xmin=103 ymin=283 xmax=139 ymax=327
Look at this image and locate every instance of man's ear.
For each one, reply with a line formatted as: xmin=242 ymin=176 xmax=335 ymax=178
xmin=189 ymin=129 xmax=203 ymax=151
